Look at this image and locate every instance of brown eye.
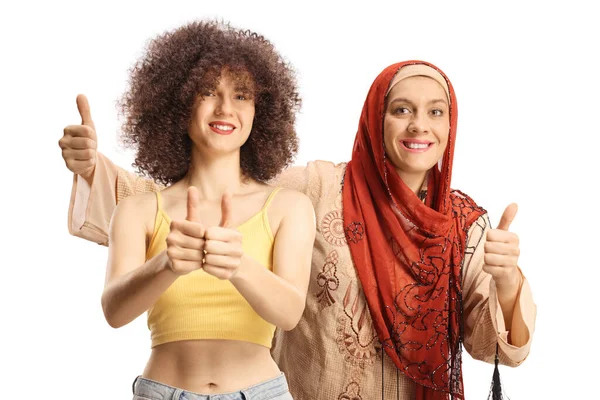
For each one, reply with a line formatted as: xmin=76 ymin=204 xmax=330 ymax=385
xmin=392 ymin=107 xmax=409 ymax=115
xmin=431 ymin=109 xmax=443 ymax=116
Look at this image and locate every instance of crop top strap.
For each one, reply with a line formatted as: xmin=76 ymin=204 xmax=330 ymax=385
xmin=263 ymin=187 xmax=282 ymax=212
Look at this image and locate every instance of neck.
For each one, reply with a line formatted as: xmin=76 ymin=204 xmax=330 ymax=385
xmin=184 ymin=147 xmax=245 ymax=200
xmin=395 ymin=168 xmax=427 ymax=195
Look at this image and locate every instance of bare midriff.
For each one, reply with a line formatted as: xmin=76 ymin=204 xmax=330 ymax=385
xmin=142 ymin=339 xmax=280 ymax=393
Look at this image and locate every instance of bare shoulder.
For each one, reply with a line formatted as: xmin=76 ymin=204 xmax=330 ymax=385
xmin=115 ymin=191 xmax=158 ymax=215
xmin=264 ymin=187 xmax=315 ymax=244
xmin=269 ymin=187 xmax=315 ymax=226
xmin=272 ymin=187 xmax=313 ymax=210
xmin=111 ymin=191 xmax=159 ymax=236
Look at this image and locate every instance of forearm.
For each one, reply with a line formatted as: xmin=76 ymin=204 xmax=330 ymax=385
xmin=495 ymin=273 xmax=520 ymax=327
xmin=101 ymin=251 xmax=177 ymax=328
xmin=464 ymin=215 xmax=530 ymax=364
xmin=231 ymin=254 xmax=306 ymax=331
xmin=495 ymin=272 xmax=528 ymax=347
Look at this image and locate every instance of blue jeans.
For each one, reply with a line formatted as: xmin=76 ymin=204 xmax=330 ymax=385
xmin=132 ymin=373 xmax=293 ymax=400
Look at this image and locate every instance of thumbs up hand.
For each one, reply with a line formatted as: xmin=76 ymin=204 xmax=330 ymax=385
xmin=166 ymin=187 xmax=207 ymax=276
xmin=59 ymin=95 xmax=98 ymax=183
xmin=483 ymin=203 xmax=522 ymax=288
xmin=203 ymin=192 xmax=245 ymax=281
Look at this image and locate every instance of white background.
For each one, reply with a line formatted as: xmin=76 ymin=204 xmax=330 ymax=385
xmin=1 ymin=0 xmax=597 ymax=398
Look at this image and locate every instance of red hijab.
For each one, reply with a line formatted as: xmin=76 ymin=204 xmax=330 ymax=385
xmin=342 ymin=61 xmax=485 ymax=399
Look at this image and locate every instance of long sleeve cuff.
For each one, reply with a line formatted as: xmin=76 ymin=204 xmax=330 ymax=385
xmin=488 ymin=268 xmax=537 ymax=365
xmin=67 ymin=152 xmax=118 ymax=246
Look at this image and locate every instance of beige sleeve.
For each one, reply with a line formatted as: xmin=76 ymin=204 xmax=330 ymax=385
xmin=462 ymin=214 xmax=537 ymax=367
xmin=67 ymin=152 xmax=163 ymax=246
xmin=270 ymin=162 xmax=327 ymax=208
xmin=270 ymin=165 xmax=310 ymax=194
xmin=116 ymin=164 xmax=165 ymax=203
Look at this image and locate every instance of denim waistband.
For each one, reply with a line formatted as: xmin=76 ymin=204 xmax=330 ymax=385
xmin=132 ymin=372 xmax=290 ymax=400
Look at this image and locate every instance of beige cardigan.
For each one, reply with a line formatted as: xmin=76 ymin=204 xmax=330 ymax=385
xmin=68 ymin=153 xmax=536 ymax=399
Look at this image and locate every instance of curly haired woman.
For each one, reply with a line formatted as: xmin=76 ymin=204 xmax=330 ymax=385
xmin=60 ymin=20 xmax=316 ymax=400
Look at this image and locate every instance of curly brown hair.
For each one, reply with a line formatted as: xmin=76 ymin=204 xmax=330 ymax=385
xmin=118 ymin=20 xmax=301 ymax=185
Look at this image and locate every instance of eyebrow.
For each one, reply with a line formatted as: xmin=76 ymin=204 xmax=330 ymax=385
xmin=388 ymin=97 xmax=448 ymax=106
xmin=234 ymin=85 xmax=254 ymax=93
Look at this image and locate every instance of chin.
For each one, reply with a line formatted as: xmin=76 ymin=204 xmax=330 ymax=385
xmin=395 ymin=157 xmax=430 ymax=171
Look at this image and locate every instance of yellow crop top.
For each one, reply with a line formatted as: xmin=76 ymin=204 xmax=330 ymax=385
xmin=145 ymin=188 xmax=281 ymax=348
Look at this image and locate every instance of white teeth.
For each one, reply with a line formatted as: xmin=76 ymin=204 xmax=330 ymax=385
xmin=212 ymin=124 xmax=234 ymax=131
xmin=405 ymin=142 xmax=429 ymax=149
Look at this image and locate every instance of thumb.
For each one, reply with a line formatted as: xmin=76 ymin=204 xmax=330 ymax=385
xmin=219 ymin=192 xmax=233 ymax=228
xmin=76 ymin=94 xmax=96 ymax=131
xmin=496 ymin=203 xmax=518 ymax=231
xmin=186 ymin=186 xmax=203 ymax=223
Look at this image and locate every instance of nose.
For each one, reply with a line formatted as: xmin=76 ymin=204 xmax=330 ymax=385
xmin=407 ymin=111 xmax=428 ymax=135
xmin=215 ymin=96 xmax=233 ymax=116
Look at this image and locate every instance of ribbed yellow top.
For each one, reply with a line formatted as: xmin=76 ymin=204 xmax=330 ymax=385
xmin=145 ymin=188 xmax=281 ymax=348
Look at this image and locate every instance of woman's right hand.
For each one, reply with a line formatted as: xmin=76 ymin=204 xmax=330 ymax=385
xmin=59 ymin=94 xmax=97 ymax=184
xmin=166 ymin=187 xmax=207 ymax=276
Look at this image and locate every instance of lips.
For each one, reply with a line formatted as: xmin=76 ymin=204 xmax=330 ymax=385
xmin=209 ymin=121 xmax=236 ymax=135
xmin=399 ymin=139 xmax=433 ymax=153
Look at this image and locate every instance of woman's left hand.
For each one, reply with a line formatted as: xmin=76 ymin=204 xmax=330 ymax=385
xmin=483 ymin=203 xmax=522 ymax=290
xmin=202 ymin=193 xmax=245 ymax=280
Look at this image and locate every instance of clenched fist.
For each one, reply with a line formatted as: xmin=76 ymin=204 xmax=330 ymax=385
xmin=59 ymin=94 xmax=97 ymax=184
xmin=166 ymin=187 xmax=207 ymax=276
xmin=483 ymin=203 xmax=522 ymax=289
xmin=203 ymin=192 xmax=245 ymax=280
xmin=166 ymin=187 xmax=245 ymax=280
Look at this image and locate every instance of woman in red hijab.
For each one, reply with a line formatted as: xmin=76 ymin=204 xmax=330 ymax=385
xmin=61 ymin=60 xmax=536 ymax=399
xmin=343 ymin=62 xmax=532 ymax=398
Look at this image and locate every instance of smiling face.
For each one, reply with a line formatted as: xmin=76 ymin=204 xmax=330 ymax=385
xmin=188 ymin=68 xmax=256 ymax=155
xmin=383 ymin=75 xmax=450 ymax=184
